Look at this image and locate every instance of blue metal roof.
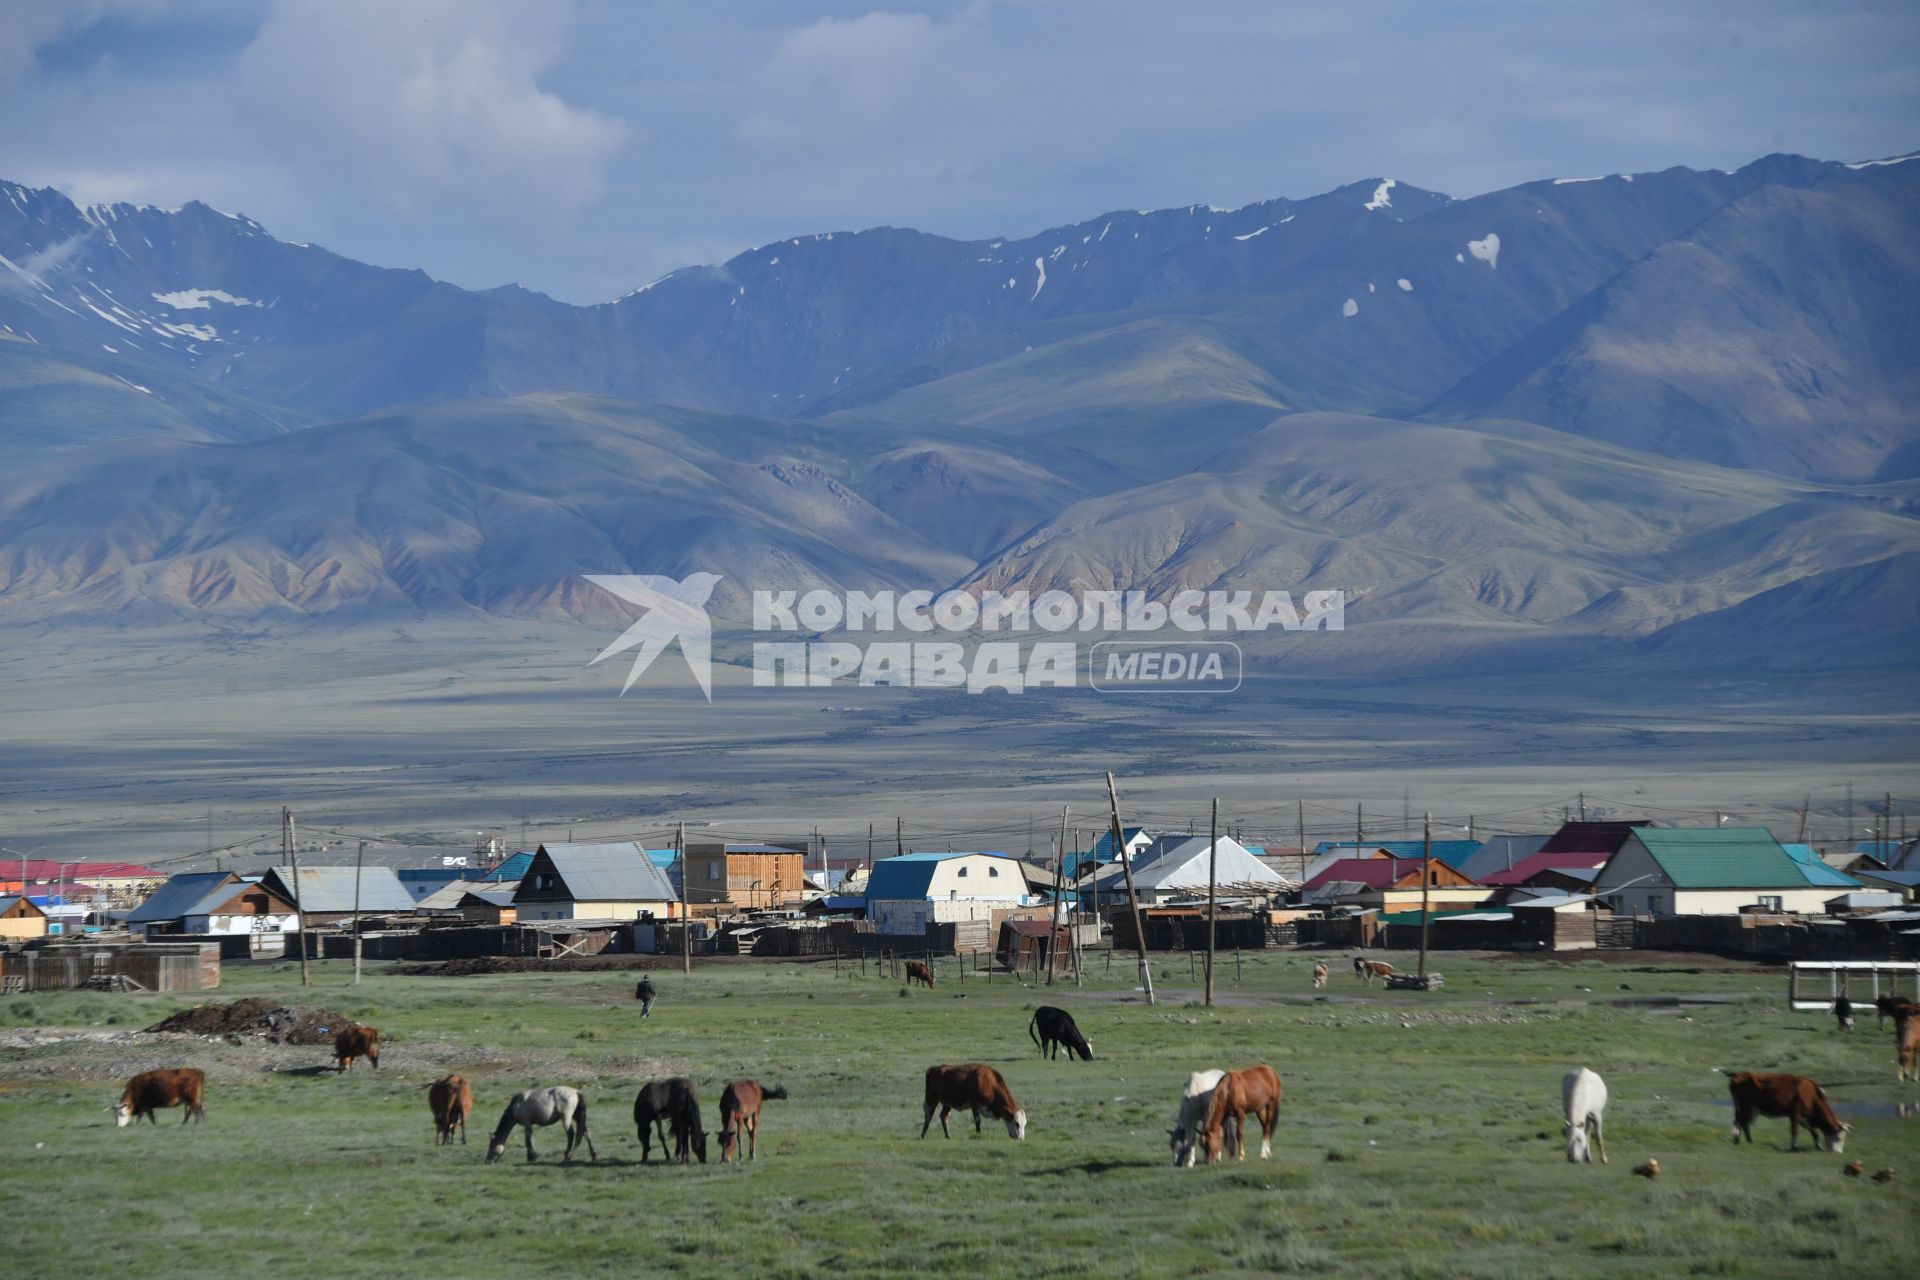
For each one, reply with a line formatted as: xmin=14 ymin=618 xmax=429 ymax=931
xmin=478 ymin=851 xmax=535 ymax=883
xmin=126 ymin=872 xmax=237 ymax=924
xmin=866 ymin=852 xmax=1013 ymax=901
xmin=1783 ymin=843 xmax=1864 ymax=889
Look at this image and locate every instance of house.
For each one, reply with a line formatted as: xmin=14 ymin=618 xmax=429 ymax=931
xmin=682 ymin=841 xmax=809 ymax=909
xmin=397 ymin=868 xmax=480 ymax=904
xmin=0 ymin=858 xmax=165 ymax=904
xmin=1085 ymin=836 xmax=1285 ymax=906
xmin=1782 ymin=844 xmax=1868 ymax=892
xmin=1479 ymin=851 xmax=1612 ymax=890
xmin=0 ymin=895 xmax=49 ymax=940
xmin=514 ymin=843 xmax=677 ymax=922
xmin=865 ymin=852 xmax=1034 ymax=934
xmin=256 ymin=866 xmax=415 ymax=923
xmin=1067 ymin=826 xmax=1153 ymax=878
xmin=1591 ymin=827 xmax=1860 ymax=916
xmin=126 ymin=872 xmax=299 ymax=937
xmin=1850 ymin=867 xmax=1920 ymax=901
xmin=1457 ymin=835 xmax=1552 ymax=882
xmin=1299 ymin=857 xmax=1488 ymax=914
xmin=1311 ymin=839 xmax=1481 ymax=868
xmin=477 ymin=851 xmax=536 ymax=885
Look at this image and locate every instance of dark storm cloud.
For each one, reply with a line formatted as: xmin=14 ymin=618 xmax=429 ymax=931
xmin=1 ymin=0 xmax=1914 ymax=302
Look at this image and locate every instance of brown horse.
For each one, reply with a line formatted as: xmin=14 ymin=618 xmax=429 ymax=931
xmin=1201 ymin=1065 xmax=1282 ymax=1163
xmin=906 ymin=960 xmax=936 ymax=989
xmin=717 ymin=1079 xmax=788 ymax=1162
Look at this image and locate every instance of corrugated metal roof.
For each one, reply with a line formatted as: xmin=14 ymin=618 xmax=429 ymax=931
xmin=258 ymin=866 xmax=415 ymax=913
xmin=1629 ymin=828 xmax=1809 ymax=889
xmin=523 ymin=843 xmax=675 ymax=903
xmin=1457 ymin=835 xmax=1552 ymax=881
xmin=1782 ymin=843 xmax=1865 ymax=889
xmin=866 ymin=852 xmax=1017 ymax=901
xmin=1540 ymin=821 xmax=1653 ymax=855
xmin=126 ymin=871 xmax=237 ymax=923
xmin=1108 ymin=836 xmax=1285 ymax=892
xmin=1480 ymin=851 xmax=1610 ymax=886
xmin=479 ymin=851 xmax=535 ymax=883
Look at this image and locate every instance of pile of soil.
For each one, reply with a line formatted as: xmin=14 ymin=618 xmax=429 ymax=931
xmin=144 ymin=997 xmax=354 ymax=1045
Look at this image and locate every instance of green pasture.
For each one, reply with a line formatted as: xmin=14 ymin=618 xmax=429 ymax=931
xmin=2 ymin=951 xmax=1915 ymax=1279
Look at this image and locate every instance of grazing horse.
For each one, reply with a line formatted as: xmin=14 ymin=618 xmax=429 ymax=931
xmin=633 ymin=1077 xmax=706 ymax=1164
xmin=921 ymin=1064 xmax=1026 ymax=1140
xmin=485 ymin=1086 xmax=596 ymax=1164
xmin=1562 ymin=1067 xmax=1608 ymax=1164
xmin=1167 ymin=1069 xmax=1227 ymax=1167
xmin=717 ymin=1079 xmax=787 ymax=1162
xmin=1727 ymin=1072 xmax=1848 ymax=1153
xmin=1311 ymin=963 xmax=1329 ymax=990
xmin=113 ymin=1068 xmax=205 ymax=1127
xmin=1353 ymin=957 xmax=1394 ymax=987
xmin=1029 ymin=1006 xmax=1094 ymax=1060
xmin=428 ymin=1074 xmax=473 ymax=1146
xmin=905 ymin=960 xmax=936 ymax=989
xmin=333 ymin=1024 xmax=380 ymax=1073
xmin=1201 ymin=1065 xmax=1281 ymax=1164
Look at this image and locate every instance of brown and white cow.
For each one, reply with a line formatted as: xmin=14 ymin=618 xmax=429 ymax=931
xmin=921 ymin=1064 xmax=1026 ymax=1140
xmin=114 ymin=1068 xmax=206 ymax=1127
xmin=1200 ymin=1064 xmax=1281 ymax=1163
xmin=905 ymin=961 xmax=936 ymax=989
xmin=334 ymin=1024 xmax=381 ymax=1072
xmin=1311 ymin=963 xmax=1329 ymax=990
xmin=1727 ymin=1071 xmax=1849 ymax=1153
xmin=428 ymin=1074 xmax=473 ymax=1145
xmin=1354 ymin=957 xmax=1394 ymax=987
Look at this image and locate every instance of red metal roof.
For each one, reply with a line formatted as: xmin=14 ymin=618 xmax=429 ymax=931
xmin=1479 ymin=852 xmax=1611 ymax=886
xmin=1301 ymin=858 xmax=1424 ymax=892
xmin=3 ymin=858 xmax=163 ymax=880
xmin=1537 ymin=822 xmax=1651 ymax=856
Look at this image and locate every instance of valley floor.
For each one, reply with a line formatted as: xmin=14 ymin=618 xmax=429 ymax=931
xmin=2 ymin=953 xmax=1916 ymax=1279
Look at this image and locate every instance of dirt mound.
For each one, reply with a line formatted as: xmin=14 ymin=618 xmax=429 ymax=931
xmin=144 ymin=997 xmax=356 ymax=1045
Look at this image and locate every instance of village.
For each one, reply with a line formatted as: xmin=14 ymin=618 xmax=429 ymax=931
xmin=7 ymin=804 xmax=1918 ymax=993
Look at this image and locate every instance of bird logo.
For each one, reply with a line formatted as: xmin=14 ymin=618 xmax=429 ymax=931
xmin=583 ymin=573 xmax=724 ymax=700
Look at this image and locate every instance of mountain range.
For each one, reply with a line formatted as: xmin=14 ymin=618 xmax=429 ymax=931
xmin=1 ymin=150 xmax=1916 ymax=678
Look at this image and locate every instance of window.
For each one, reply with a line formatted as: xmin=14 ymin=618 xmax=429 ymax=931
xmin=956 ymin=867 xmax=968 ymax=878
xmin=1757 ymin=896 xmax=1783 ymax=912
xmin=708 ymin=864 xmax=720 ymax=880
xmin=989 ymin=866 xmax=999 ymax=877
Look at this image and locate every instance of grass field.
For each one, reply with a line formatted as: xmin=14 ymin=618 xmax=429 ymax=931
xmin=2 ymin=950 xmax=1916 ymax=1279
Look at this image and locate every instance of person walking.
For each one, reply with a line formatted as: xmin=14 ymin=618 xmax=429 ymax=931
xmin=635 ymin=974 xmax=657 ymax=1018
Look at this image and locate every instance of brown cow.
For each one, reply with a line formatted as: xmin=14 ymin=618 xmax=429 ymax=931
xmin=717 ymin=1079 xmax=788 ymax=1162
xmin=905 ymin=960 xmax=935 ymax=989
xmin=1727 ymin=1071 xmax=1849 ymax=1153
xmin=428 ymin=1074 xmax=472 ymax=1145
xmin=921 ymin=1064 xmax=1026 ymax=1140
xmin=113 ymin=1068 xmax=205 ymax=1127
xmin=334 ymin=1024 xmax=380 ymax=1073
xmin=1201 ymin=1065 xmax=1282 ymax=1163
xmin=1311 ymin=963 xmax=1329 ymax=990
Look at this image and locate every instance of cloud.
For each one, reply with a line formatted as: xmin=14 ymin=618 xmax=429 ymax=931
xmin=0 ymin=233 xmax=90 ymax=297
xmin=235 ymin=0 xmax=629 ymax=222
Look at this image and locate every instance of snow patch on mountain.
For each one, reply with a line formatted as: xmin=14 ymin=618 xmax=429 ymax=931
xmin=1365 ymin=179 xmax=1396 ymax=211
xmin=153 ymin=289 xmax=261 ymax=311
xmin=1467 ymin=234 xmax=1501 ymax=269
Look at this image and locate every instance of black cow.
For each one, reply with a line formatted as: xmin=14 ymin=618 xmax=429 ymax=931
xmin=633 ymin=1077 xmax=706 ymax=1164
xmin=1028 ymin=1006 xmax=1094 ymax=1060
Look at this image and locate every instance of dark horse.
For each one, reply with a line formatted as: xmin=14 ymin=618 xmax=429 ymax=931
xmin=634 ymin=1076 xmax=706 ymax=1164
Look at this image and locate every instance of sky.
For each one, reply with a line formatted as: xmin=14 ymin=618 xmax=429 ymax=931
xmin=2 ymin=0 xmax=1916 ymax=304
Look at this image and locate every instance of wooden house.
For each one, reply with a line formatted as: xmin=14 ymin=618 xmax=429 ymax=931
xmin=514 ymin=843 xmax=676 ymax=922
xmin=682 ymin=841 xmax=809 ymax=909
xmin=0 ymin=894 xmax=49 ymax=940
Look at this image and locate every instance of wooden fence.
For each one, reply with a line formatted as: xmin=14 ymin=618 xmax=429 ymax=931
xmin=0 ymin=941 xmax=220 ymax=992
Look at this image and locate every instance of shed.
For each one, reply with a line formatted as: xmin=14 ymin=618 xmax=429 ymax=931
xmin=0 ymin=894 xmax=49 ymax=940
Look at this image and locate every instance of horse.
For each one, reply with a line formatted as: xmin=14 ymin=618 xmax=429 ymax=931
xmin=1562 ymin=1067 xmax=1608 ymax=1164
xmin=633 ymin=1077 xmax=706 ymax=1164
xmin=1354 ymin=957 xmax=1394 ymax=987
xmin=1167 ymin=1069 xmax=1227 ymax=1167
xmin=1200 ymin=1065 xmax=1281 ymax=1163
xmin=906 ymin=960 xmax=936 ymax=989
xmin=485 ymin=1086 xmax=596 ymax=1164
xmin=717 ymin=1079 xmax=787 ymax=1162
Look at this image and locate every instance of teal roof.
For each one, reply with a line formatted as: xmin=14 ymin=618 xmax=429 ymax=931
xmin=1782 ymin=843 xmax=1863 ymax=889
xmin=1630 ymin=827 xmax=1809 ymax=889
xmin=866 ymin=852 xmax=1014 ymax=901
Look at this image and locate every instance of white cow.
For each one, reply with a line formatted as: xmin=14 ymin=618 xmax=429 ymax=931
xmin=1168 ymin=1069 xmax=1227 ymax=1167
xmin=1562 ymin=1067 xmax=1608 ymax=1164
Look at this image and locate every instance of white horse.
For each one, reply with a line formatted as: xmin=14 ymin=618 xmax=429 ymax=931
xmin=485 ymin=1086 xmax=597 ymax=1164
xmin=1562 ymin=1068 xmax=1608 ymax=1164
xmin=1167 ymin=1069 xmax=1227 ymax=1167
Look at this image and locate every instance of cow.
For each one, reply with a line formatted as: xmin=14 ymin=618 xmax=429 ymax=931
xmin=1028 ymin=1006 xmax=1094 ymax=1061
xmin=1201 ymin=1065 xmax=1282 ymax=1163
xmin=1311 ymin=962 xmax=1329 ymax=990
xmin=921 ymin=1064 xmax=1026 ymax=1140
xmin=113 ymin=1068 xmax=205 ymax=1127
xmin=1834 ymin=995 xmax=1854 ymax=1033
xmin=485 ymin=1086 xmax=596 ymax=1164
xmin=1354 ymin=957 xmax=1394 ymax=987
xmin=1562 ymin=1067 xmax=1608 ymax=1164
xmin=717 ymin=1079 xmax=787 ymax=1162
xmin=333 ymin=1024 xmax=380 ymax=1073
xmin=1727 ymin=1071 xmax=1849 ymax=1153
xmin=633 ymin=1077 xmax=706 ymax=1164
xmin=427 ymin=1074 xmax=472 ymax=1146
xmin=1167 ymin=1069 xmax=1227 ymax=1167
xmin=905 ymin=960 xmax=936 ymax=989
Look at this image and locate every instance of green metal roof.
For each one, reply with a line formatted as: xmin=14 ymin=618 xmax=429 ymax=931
xmin=1630 ymin=827 xmax=1808 ymax=889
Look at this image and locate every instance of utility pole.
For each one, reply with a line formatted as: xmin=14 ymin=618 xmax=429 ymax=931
xmin=351 ymin=839 xmax=365 ymax=986
xmin=285 ymin=807 xmax=309 ymax=988
xmin=1071 ymin=830 xmax=1084 ymax=987
xmin=1467 ymin=814 xmax=1476 ymax=843
xmin=678 ymin=820 xmax=691 ymax=975
xmin=896 ymin=816 xmax=904 ymax=858
xmin=1297 ymin=799 xmax=1306 ymax=863
xmin=1796 ymin=795 xmax=1810 ymax=844
xmin=1885 ymin=792 xmax=1894 ymax=863
xmin=1418 ymin=812 xmax=1433 ymax=981
xmin=1205 ymin=797 xmax=1219 ymax=1008
xmin=1048 ymin=806 xmax=1068 ymax=987
xmin=866 ymin=822 xmax=874 ymax=870
xmin=1578 ymin=791 xmax=1586 ymax=822
xmin=1105 ymin=771 xmax=1154 ymax=1005
xmin=1355 ymin=802 xmax=1363 ymax=850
